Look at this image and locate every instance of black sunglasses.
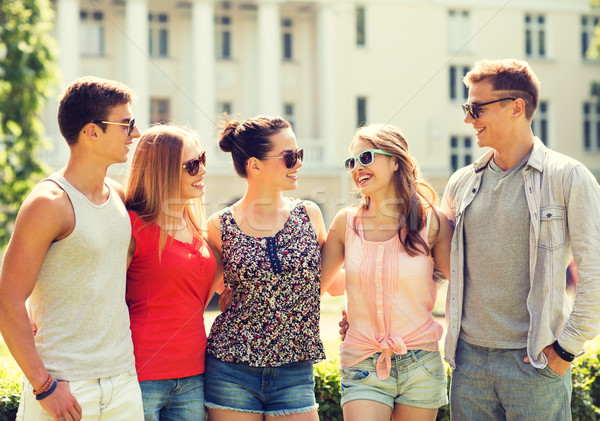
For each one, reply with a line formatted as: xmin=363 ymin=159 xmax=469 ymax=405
xmin=344 ymin=149 xmax=394 ymax=172
xmin=461 ymin=98 xmax=516 ymax=120
xmin=182 ymin=151 xmax=207 ymax=176
xmin=263 ymin=149 xmax=304 ymax=169
xmin=92 ymin=118 xmax=136 ymax=136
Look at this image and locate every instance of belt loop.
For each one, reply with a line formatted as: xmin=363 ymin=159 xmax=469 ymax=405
xmin=410 ymin=350 xmax=418 ymax=362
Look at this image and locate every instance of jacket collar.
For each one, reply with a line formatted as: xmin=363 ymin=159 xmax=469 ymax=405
xmin=471 ymin=136 xmax=546 ymax=174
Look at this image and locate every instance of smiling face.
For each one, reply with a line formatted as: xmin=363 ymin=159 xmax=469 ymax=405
xmin=348 ymin=138 xmax=397 ymax=198
xmin=261 ymin=127 xmax=302 ymax=191
xmin=464 ymin=79 xmax=516 ymax=150
xmin=179 ymin=136 xmax=207 ymax=201
xmin=97 ymin=103 xmax=140 ymax=164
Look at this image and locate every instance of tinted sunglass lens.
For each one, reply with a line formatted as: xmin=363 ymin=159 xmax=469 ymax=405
xmin=344 ymin=158 xmax=354 ymax=171
xmin=297 ymin=149 xmax=304 ymax=162
xmin=359 ymin=151 xmax=374 ymax=166
xmin=127 ymin=119 xmax=135 ymax=135
xmin=284 ymin=153 xmax=296 ymax=168
xmin=199 ymin=151 xmax=206 ymax=166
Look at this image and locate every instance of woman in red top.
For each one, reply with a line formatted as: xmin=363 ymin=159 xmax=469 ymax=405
xmin=125 ymin=124 xmax=221 ymax=421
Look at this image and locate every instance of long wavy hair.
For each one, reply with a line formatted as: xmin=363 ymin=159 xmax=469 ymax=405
xmin=125 ymin=124 xmax=206 ymax=255
xmin=352 ymin=124 xmax=438 ymax=256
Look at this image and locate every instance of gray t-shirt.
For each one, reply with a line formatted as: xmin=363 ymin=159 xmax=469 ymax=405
xmin=460 ymin=154 xmax=531 ymax=349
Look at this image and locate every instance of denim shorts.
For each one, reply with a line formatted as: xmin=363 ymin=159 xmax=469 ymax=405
xmin=204 ymin=354 xmax=318 ymax=416
xmin=139 ymin=374 xmax=204 ymax=421
xmin=340 ymin=350 xmax=448 ymax=409
xmin=451 ymin=339 xmax=573 ymax=420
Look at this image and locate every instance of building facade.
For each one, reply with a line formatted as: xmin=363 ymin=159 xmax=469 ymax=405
xmin=44 ymin=0 xmax=600 ymax=222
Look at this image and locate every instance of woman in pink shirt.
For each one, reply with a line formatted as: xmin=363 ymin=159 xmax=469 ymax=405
xmin=322 ymin=124 xmax=452 ymax=421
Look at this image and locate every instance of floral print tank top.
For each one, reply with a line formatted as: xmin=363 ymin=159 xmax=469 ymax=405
xmin=206 ymin=201 xmax=325 ymax=367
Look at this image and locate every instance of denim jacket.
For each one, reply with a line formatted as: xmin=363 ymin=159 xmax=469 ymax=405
xmin=442 ymin=138 xmax=600 ymax=369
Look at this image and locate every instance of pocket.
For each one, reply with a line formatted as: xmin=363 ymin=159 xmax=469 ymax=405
xmin=534 ymin=364 xmax=562 ymax=380
xmin=419 ymin=352 xmax=447 ymax=381
xmin=340 ymin=367 xmax=371 ymax=382
xmin=538 ymin=206 xmax=566 ymax=250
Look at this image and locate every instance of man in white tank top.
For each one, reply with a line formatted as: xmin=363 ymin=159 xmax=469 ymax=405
xmin=0 ymin=77 xmax=144 ymax=420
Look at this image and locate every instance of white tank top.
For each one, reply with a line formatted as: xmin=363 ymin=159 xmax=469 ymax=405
xmin=29 ymin=174 xmax=135 ymax=381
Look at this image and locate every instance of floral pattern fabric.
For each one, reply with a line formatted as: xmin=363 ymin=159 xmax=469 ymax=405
xmin=206 ymin=201 xmax=325 ymax=367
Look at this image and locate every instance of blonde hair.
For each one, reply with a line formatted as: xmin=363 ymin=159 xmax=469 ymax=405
xmin=125 ymin=124 xmax=206 ymax=255
xmin=351 ymin=124 xmax=438 ymax=256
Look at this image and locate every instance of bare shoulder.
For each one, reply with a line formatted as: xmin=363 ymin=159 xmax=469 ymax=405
xmin=15 ymin=180 xmax=74 ymax=242
xmin=301 ymin=200 xmax=323 ymax=220
xmin=105 ymin=177 xmax=126 ymax=203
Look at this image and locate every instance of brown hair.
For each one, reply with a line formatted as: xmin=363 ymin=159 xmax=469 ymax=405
xmin=463 ymin=59 xmax=540 ymax=120
xmin=125 ymin=124 xmax=205 ymax=255
xmin=218 ymin=114 xmax=291 ymax=178
xmin=352 ymin=124 xmax=438 ymax=257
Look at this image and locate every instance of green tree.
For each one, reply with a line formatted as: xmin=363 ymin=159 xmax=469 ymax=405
xmin=589 ymin=0 xmax=600 ymax=60
xmin=0 ymin=0 xmax=56 ymax=247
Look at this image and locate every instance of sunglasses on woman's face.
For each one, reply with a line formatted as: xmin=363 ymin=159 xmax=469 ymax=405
xmin=182 ymin=151 xmax=207 ymax=176
xmin=344 ymin=149 xmax=394 ymax=172
xmin=263 ymin=148 xmax=304 ymax=169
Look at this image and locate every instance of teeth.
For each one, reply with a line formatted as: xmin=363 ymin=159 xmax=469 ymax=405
xmin=358 ymin=175 xmax=370 ymax=182
xmin=475 ymin=127 xmax=485 ymax=134
xmin=192 ymin=181 xmax=204 ymax=187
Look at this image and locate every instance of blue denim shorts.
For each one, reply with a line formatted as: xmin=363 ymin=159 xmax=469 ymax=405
xmin=139 ymin=374 xmax=204 ymax=421
xmin=340 ymin=350 xmax=448 ymax=409
xmin=204 ymin=354 xmax=318 ymax=416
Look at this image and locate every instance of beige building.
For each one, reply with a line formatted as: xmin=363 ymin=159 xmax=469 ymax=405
xmin=43 ymin=0 xmax=600 ymax=223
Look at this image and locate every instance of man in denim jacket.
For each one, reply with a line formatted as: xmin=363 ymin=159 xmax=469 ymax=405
xmin=441 ymin=59 xmax=600 ymax=420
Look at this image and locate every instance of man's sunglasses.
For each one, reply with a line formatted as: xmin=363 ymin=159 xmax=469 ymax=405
xmin=182 ymin=151 xmax=207 ymax=176
xmin=461 ymin=98 xmax=516 ymax=120
xmin=344 ymin=149 xmax=394 ymax=172
xmin=92 ymin=118 xmax=136 ymax=136
xmin=263 ymin=149 xmax=304 ymax=169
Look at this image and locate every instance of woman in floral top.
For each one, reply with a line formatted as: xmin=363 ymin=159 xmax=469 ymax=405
xmin=204 ymin=115 xmax=327 ymax=421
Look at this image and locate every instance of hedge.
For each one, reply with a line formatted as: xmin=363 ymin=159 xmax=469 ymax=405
xmin=2 ymin=354 xmax=600 ymax=421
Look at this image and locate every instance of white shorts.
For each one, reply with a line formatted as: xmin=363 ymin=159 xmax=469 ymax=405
xmin=17 ymin=371 xmax=143 ymax=421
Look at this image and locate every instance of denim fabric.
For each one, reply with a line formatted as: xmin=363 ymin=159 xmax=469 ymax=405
xmin=450 ymin=339 xmax=572 ymax=420
xmin=204 ymin=354 xmax=318 ymax=416
xmin=340 ymin=350 xmax=447 ymax=409
xmin=139 ymin=374 xmax=205 ymax=421
xmin=17 ymin=371 xmax=143 ymax=420
xmin=442 ymin=138 xmax=600 ymax=368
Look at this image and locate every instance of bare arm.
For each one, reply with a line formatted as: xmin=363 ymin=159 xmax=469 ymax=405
xmin=206 ymin=212 xmax=227 ymax=309
xmin=320 ymin=209 xmax=347 ymax=296
xmin=303 ymin=200 xmax=327 ymax=249
xmin=429 ymin=207 xmax=453 ymax=280
xmin=0 ymin=182 xmax=81 ymax=420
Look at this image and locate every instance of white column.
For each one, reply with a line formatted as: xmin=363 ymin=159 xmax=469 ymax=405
xmin=192 ymin=0 xmax=216 ymax=142
xmin=125 ymin=0 xmax=149 ymax=130
xmin=257 ymin=0 xmax=281 ymax=116
xmin=56 ymin=0 xmax=80 ymax=85
xmin=317 ymin=1 xmax=335 ymax=166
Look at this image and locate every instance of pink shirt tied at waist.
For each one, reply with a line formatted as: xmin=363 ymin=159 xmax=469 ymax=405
xmin=338 ymin=207 xmax=443 ymax=380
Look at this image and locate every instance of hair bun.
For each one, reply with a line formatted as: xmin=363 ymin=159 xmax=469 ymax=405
xmin=218 ymin=120 xmax=240 ymax=153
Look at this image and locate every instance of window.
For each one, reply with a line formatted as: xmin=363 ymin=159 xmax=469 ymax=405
xmin=283 ymin=103 xmax=295 ymax=128
xmin=217 ymin=102 xmax=232 ymax=115
xmin=150 ymin=98 xmax=170 ymax=124
xmin=449 ymin=66 xmax=470 ymax=102
xmin=450 ymin=136 xmax=473 ymax=172
xmin=448 ymin=10 xmax=471 ymax=53
xmin=282 ymin=19 xmax=293 ymax=61
xmin=532 ymin=101 xmax=549 ymax=145
xmin=356 ymin=6 xmax=366 ymax=47
xmin=80 ymin=10 xmax=105 ymax=56
xmin=215 ymin=15 xmax=232 ymax=59
xmin=357 ymin=97 xmax=367 ymax=127
xmin=525 ymin=14 xmax=546 ymax=59
xmin=149 ymin=13 xmax=169 ymax=57
xmin=581 ymin=15 xmax=600 ymax=60
xmin=584 ymin=101 xmax=600 ymax=152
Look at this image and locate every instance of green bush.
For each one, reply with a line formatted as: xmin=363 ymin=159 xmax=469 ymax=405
xmin=314 ymin=358 xmax=343 ymax=421
xmin=0 ymin=365 xmax=20 ymax=421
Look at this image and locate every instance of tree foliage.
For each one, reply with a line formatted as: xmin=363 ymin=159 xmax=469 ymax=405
xmin=590 ymin=0 xmax=600 ymax=61
xmin=0 ymin=0 xmax=56 ymax=247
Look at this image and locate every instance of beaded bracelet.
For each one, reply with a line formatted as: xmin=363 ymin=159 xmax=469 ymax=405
xmin=32 ymin=374 xmax=53 ymax=396
xmin=35 ymin=379 xmax=58 ymax=401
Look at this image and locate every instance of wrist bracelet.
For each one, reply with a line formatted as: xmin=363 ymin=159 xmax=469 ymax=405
xmin=32 ymin=374 xmax=53 ymax=396
xmin=35 ymin=379 xmax=58 ymax=401
xmin=552 ymin=340 xmax=575 ymax=362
